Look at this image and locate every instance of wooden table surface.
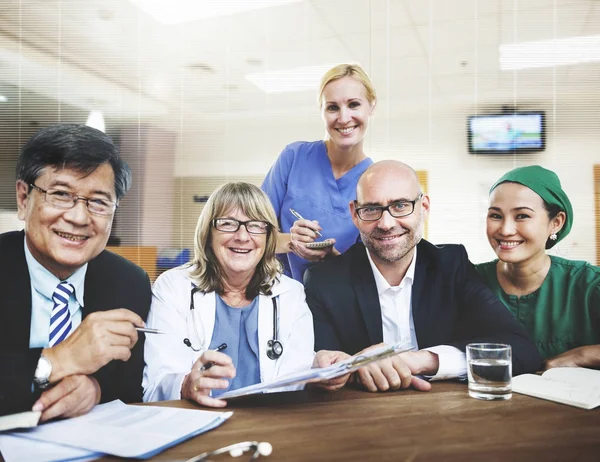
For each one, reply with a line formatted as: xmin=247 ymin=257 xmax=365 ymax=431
xmin=96 ymin=382 xmax=599 ymax=461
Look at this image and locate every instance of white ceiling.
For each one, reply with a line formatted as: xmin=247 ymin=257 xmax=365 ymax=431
xmin=0 ymin=0 xmax=598 ymax=125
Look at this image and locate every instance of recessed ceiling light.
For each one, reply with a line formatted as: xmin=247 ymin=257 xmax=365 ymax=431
xmin=0 ymin=95 xmax=7 ymax=103
xmin=500 ymin=35 xmax=600 ymax=71
xmin=129 ymin=0 xmax=304 ymax=25
xmin=246 ymin=64 xmax=335 ymax=93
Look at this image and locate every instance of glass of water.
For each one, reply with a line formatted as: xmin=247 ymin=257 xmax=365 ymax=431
xmin=466 ymin=343 xmax=512 ymax=400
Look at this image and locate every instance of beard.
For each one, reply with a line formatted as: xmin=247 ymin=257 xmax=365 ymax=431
xmin=360 ymin=216 xmax=424 ymax=264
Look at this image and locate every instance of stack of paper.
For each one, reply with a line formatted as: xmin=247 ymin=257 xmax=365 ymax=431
xmin=0 ymin=400 xmax=232 ymax=461
xmin=220 ymin=342 xmax=413 ymax=399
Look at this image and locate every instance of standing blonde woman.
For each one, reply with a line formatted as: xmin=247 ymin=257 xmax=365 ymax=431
xmin=262 ymin=64 xmax=377 ymax=282
xmin=143 ymin=183 xmax=314 ymax=407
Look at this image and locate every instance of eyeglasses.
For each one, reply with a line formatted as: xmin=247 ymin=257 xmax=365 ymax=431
xmin=29 ymin=184 xmax=118 ymax=216
xmin=213 ymin=218 xmax=270 ymax=235
xmin=186 ymin=441 xmax=272 ymax=461
xmin=355 ymin=194 xmax=423 ymax=221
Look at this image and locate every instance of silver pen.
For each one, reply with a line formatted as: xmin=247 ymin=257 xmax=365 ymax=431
xmin=289 ymin=208 xmax=323 ymax=237
xmin=136 ymin=327 xmax=168 ymax=335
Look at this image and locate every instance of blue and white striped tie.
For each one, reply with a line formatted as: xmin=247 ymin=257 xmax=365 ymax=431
xmin=49 ymin=281 xmax=74 ymax=347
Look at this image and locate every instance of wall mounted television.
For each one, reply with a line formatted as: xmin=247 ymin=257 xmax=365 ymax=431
xmin=467 ymin=112 xmax=545 ymax=154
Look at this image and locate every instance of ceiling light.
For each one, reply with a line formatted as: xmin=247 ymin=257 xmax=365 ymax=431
xmin=129 ymin=0 xmax=304 ymax=25
xmin=86 ymin=110 xmax=105 ymax=133
xmin=246 ymin=64 xmax=335 ymax=93
xmin=500 ymin=35 xmax=600 ymax=71
xmin=0 ymin=95 xmax=7 ymax=102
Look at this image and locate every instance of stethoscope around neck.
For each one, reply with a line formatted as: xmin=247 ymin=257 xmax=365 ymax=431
xmin=183 ymin=286 xmax=283 ymax=360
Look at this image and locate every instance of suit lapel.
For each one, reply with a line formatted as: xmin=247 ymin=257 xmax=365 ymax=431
xmin=1 ymin=231 xmax=33 ymax=349
xmin=411 ymin=241 xmax=432 ymax=347
xmin=351 ymin=246 xmax=384 ymax=345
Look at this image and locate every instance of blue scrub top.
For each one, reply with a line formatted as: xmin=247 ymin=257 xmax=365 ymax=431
xmin=209 ymin=295 xmax=260 ymax=397
xmin=262 ymin=140 xmax=373 ymax=282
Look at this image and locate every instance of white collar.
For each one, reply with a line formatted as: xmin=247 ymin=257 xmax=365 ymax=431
xmin=366 ymin=246 xmax=417 ymax=296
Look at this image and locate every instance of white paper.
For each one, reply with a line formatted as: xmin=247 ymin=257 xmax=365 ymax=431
xmin=10 ymin=400 xmax=233 ymax=459
xmin=0 ymin=411 xmax=41 ymax=432
xmin=220 ymin=342 xmax=413 ymax=399
xmin=0 ymin=433 xmax=100 ymax=462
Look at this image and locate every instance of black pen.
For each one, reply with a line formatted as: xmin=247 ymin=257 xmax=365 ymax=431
xmin=136 ymin=327 xmax=168 ymax=335
xmin=289 ymin=208 xmax=323 ymax=237
xmin=200 ymin=343 xmax=228 ymax=371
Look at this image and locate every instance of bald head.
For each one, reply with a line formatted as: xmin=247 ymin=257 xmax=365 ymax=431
xmin=356 ymin=160 xmax=422 ymax=203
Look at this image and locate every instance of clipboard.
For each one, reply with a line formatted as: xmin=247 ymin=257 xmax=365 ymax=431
xmin=219 ymin=342 xmax=413 ymax=400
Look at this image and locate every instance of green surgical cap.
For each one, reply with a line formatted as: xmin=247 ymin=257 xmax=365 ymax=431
xmin=490 ymin=165 xmax=573 ymax=248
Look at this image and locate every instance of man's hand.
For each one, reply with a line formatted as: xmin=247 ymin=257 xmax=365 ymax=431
xmin=355 ymin=344 xmax=433 ymax=393
xmin=44 ymin=308 xmax=145 ymax=382
xmin=310 ymin=350 xmax=352 ymax=392
xmin=181 ymin=350 xmax=236 ymax=408
xmin=544 ymin=345 xmax=600 ymax=370
xmin=32 ymin=375 xmax=101 ymax=422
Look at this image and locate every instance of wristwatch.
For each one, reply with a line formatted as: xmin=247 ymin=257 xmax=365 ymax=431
xmin=33 ymin=354 xmax=53 ymax=390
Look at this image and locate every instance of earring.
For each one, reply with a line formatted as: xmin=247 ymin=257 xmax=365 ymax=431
xmin=549 ymin=233 xmax=558 ymax=241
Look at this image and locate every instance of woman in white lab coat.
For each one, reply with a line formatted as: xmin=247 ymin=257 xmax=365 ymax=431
xmin=142 ymin=182 xmax=314 ymax=408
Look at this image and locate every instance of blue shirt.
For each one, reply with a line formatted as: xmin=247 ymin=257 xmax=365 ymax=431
xmin=24 ymin=237 xmax=86 ymax=348
xmin=262 ymin=140 xmax=373 ymax=282
xmin=209 ymin=295 xmax=260 ymax=397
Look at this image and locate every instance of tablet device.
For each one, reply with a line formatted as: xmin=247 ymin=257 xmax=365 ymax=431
xmin=305 ymin=240 xmax=334 ymax=249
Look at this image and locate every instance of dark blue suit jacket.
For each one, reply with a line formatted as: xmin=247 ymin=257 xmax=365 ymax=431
xmin=0 ymin=231 xmax=151 ymax=416
xmin=304 ymin=240 xmax=542 ymax=376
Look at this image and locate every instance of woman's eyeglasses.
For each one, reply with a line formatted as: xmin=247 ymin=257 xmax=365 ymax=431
xmin=213 ymin=218 xmax=270 ymax=235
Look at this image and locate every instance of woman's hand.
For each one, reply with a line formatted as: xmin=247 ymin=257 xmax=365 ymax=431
xmin=289 ymin=219 xmax=338 ymax=262
xmin=544 ymin=345 xmax=600 ymax=370
xmin=181 ymin=350 xmax=236 ymax=408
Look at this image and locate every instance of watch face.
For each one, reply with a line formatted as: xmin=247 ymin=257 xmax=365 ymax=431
xmin=34 ymin=355 xmax=52 ymax=389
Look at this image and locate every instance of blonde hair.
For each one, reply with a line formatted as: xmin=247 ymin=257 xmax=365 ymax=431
xmin=189 ymin=182 xmax=282 ymax=298
xmin=317 ymin=63 xmax=377 ymax=107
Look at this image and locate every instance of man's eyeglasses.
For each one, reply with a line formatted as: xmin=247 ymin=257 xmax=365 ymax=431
xmin=186 ymin=441 xmax=272 ymax=461
xmin=354 ymin=194 xmax=423 ymax=221
xmin=29 ymin=184 xmax=118 ymax=216
xmin=213 ymin=218 xmax=270 ymax=235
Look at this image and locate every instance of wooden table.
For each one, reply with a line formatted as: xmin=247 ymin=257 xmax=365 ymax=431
xmin=99 ymin=382 xmax=599 ymax=461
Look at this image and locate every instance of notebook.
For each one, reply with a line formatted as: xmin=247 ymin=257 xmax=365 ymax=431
xmin=512 ymin=367 xmax=600 ymax=410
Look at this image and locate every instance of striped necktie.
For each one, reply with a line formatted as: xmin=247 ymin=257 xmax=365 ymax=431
xmin=49 ymin=281 xmax=75 ymax=347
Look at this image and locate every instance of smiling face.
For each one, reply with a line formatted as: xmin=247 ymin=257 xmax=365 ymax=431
xmin=321 ymin=76 xmax=374 ymax=151
xmin=487 ymin=182 xmax=564 ymax=265
xmin=210 ymin=209 xmax=267 ymax=282
xmin=351 ymin=162 xmax=429 ymax=270
xmin=16 ymin=163 xmax=117 ymax=280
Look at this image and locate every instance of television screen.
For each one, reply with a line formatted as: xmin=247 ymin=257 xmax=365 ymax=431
xmin=468 ymin=112 xmax=545 ymax=153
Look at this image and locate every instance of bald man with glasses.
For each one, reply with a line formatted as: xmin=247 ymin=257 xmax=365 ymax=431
xmin=306 ymin=160 xmax=541 ymax=393
xmin=0 ymin=124 xmax=151 ymax=422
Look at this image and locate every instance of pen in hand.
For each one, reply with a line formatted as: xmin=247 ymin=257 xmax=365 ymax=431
xmin=289 ymin=208 xmax=323 ymax=237
xmin=200 ymin=343 xmax=228 ymax=372
xmin=136 ymin=327 xmax=168 ymax=335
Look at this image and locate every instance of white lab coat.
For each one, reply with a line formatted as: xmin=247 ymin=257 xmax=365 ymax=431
xmin=142 ymin=264 xmax=315 ymax=402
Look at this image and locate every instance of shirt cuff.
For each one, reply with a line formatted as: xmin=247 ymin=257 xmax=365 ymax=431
xmin=423 ymin=345 xmax=466 ymax=381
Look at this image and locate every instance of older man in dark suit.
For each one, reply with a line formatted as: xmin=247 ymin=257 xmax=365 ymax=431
xmin=306 ymin=160 xmax=541 ymax=392
xmin=0 ymin=124 xmax=151 ymax=420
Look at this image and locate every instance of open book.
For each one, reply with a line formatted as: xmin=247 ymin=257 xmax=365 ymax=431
xmin=512 ymin=367 xmax=600 ymax=410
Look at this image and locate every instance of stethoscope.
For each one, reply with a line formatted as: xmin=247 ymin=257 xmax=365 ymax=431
xmin=183 ymin=286 xmax=283 ymax=360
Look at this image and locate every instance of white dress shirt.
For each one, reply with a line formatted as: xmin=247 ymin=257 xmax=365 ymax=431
xmin=366 ymin=247 xmax=466 ymax=380
xmin=24 ymin=237 xmax=85 ymax=349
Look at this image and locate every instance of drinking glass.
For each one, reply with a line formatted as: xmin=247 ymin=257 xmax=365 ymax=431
xmin=466 ymin=343 xmax=512 ymax=400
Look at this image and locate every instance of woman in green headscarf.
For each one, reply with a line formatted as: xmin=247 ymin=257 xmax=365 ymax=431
xmin=476 ymin=165 xmax=600 ymax=370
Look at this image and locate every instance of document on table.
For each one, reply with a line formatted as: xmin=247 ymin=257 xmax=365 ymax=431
xmin=0 ymin=400 xmax=233 ymax=460
xmin=220 ymin=342 xmax=413 ymax=399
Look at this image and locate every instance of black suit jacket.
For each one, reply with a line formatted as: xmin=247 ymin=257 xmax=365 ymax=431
xmin=0 ymin=231 xmax=151 ymax=416
xmin=304 ymin=240 xmax=542 ymax=376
